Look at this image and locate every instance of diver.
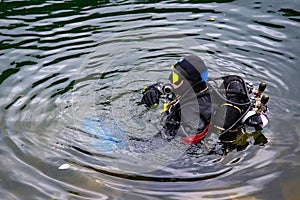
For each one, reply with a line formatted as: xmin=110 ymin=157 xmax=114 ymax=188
xmin=139 ymin=55 xmax=269 ymax=152
xmin=140 ymin=55 xmax=212 ymax=146
xmin=80 ymin=55 xmax=269 ymax=155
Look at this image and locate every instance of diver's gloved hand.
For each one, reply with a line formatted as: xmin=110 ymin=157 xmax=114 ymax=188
xmin=141 ymin=84 xmax=163 ymax=107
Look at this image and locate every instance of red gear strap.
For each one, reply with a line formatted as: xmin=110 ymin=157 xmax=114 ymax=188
xmin=180 ymin=125 xmax=210 ymax=145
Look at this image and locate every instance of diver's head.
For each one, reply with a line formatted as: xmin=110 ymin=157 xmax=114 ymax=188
xmin=169 ymin=55 xmax=208 ymax=92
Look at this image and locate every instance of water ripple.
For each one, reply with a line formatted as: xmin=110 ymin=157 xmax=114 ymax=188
xmin=0 ymin=0 xmax=299 ymax=199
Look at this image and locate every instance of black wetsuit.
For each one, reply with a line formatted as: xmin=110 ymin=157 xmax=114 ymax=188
xmin=129 ymin=82 xmax=212 ymax=151
xmin=160 ymin=83 xmax=211 ymax=142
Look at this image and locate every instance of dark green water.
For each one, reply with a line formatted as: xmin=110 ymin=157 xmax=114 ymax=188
xmin=0 ymin=0 xmax=299 ymax=199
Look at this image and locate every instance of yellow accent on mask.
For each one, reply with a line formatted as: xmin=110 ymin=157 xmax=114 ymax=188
xmin=172 ymin=71 xmax=179 ymax=84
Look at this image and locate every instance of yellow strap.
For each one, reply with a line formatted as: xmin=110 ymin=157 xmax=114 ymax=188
xmin=214 ymin=125 xmax=237 ymax=132
xmin=214 ymin=125 xmax=225 ymax=131
xmin=200 ymin=86 xmax=208 ymax=93
xmin=222 ymin=103 xmax=242 ymax=113
xmin=160 ymin=87 xmax=207 ymax=114
xmin=160 ymin=104 xmax=168 ymax=113
xmin=160 ymin=96 xmax=180 ymax=113
xmin=226 ymin=80 xmax=240 ymax=90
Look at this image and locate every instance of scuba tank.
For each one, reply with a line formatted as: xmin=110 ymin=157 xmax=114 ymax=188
xmin=208 ymin=76 xmax=270 ymax=142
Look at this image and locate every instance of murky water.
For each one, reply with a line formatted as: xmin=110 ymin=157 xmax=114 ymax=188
xmin=0 ymin=0 xmax=299 ymax=199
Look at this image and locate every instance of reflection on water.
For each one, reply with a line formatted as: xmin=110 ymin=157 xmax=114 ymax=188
xmin=0 ymin=0 xmax=299 ymax=199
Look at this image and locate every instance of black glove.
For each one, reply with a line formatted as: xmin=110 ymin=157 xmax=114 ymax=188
xmin=141 ymin=85 xmax=162 ymax=107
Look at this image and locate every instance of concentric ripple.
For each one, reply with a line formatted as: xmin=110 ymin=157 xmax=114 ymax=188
xmin=0 ymin=0 xmax=299 ymax=199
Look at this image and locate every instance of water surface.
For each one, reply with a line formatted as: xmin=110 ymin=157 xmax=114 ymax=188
xmin=0 ymin=0 xmax=299 ymax=199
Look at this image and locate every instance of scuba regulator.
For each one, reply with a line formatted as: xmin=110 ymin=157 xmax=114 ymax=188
xmin=242 ymin=82 xmax=269 ymax=131
xmin=151 ymin=82 xmax=174 ymax=99
xmin=147 ymin=82 xmax=178 ymax=114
